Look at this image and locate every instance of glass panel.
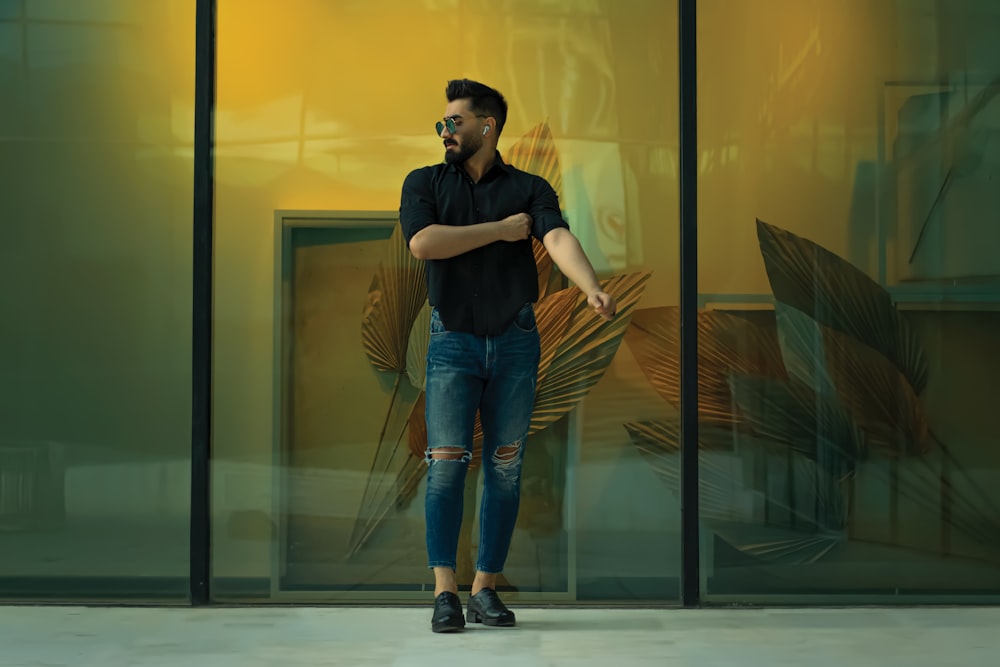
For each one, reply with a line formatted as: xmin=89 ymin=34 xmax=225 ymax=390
xmin=0 ymin=22 xmax=21 ymax=131
xmin=213 ymin=0 xmax=680 ymax=604
xmin=0 ymin=1 xmax=194 ymax=601
xmin=0 ymin=0 xmax=20 ymax=20
xmin=698 ymin=0 xmax=1000 ymax=602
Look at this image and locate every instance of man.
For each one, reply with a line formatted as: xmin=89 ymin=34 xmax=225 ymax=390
xmin=399 ymin=79 xmax=616 ymax=633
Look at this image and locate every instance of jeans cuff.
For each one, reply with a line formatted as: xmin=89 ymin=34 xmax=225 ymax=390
xmin=427 ymin=561 xmax=457 ymax=570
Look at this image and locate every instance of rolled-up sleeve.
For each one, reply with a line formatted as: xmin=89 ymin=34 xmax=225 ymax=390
xmin=527 ymin=176 xmax=570 ymax=242
xmin=399 ymin=168 xmax=438 ymax=245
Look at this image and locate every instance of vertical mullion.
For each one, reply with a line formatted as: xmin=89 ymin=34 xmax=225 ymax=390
xmin=190 ymin=0 xmax=217 ymax=606
xmin=678 ymin=0 xmax=701 ymax=608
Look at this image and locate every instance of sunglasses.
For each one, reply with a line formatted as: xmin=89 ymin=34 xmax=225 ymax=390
xmin=436 ymin=115 xmax=488 ymax=136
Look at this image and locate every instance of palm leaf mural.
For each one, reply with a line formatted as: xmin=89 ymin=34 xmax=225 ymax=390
xmin=360 ymin=225 xmax=426 ymax=373
xmin=531 ymin=284 xmax=581 ymax=392
xmin=774 ymin=303 xmax=928 ymax=457
xmin=346 ymin=303 xmax=434 ymax=556
xmin=533 ymin=237 xmax=556 ymax=299
xmin=530 ymin=271 xmax=651 ymax=435
xmin=623 ymin=219 xmax=1000 ymax=568
xmin=505 ymin=121 xmax=563 ymax=200
xmin=756 ymin=218 xmax=929 ymax=394
xmin=350 ymin=225 xmax=426 ymax=554
xmin=779 ymin=308 xmax=1000 ymax=547
xmin=625 ymin=306 xmax=787 ymax=428
xmin=730 ymin=369 xmax=997 ymax=550
xmin=759 ymin=221 xmax=1000 ymax=551
xmin=726 ymin=374 xmax=865 ymax=483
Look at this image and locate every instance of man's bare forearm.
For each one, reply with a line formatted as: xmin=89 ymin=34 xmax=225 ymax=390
xmin=542 ymin=228 xmax=602 ymax=296
xmin=408 ymin=213 xmax=531 ymax=260
xmin=408 ymin=223 xmax=500 ymax=260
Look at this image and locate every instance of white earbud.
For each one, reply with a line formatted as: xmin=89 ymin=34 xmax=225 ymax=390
xmin=483 ymin=126 xmax=490 ymax=136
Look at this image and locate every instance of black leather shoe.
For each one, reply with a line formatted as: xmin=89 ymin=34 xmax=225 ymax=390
xmin=466 ymin=588 xmax=516 ymax=627
xmin=431 ymin=591 xmax=465 ymax=633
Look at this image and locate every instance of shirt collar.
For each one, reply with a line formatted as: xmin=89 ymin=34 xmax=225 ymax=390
xmin=445 ymin=150 xmax=512 ymax=177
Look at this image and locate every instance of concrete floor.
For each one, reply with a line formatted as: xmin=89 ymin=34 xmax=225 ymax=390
xmin=0 ymin=605 xmax=997 ymax=666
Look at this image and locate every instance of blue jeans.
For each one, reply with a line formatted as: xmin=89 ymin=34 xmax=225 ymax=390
xmin=423 ymin=302 xmax=540 ymax=574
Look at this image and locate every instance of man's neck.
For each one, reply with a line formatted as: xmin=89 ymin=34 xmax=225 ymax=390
xmin=462 ymin=149 xmax=496 ymax=183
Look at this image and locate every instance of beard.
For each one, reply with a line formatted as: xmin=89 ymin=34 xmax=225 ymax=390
xmin=444 ymin=136 xmax=481 ymax=165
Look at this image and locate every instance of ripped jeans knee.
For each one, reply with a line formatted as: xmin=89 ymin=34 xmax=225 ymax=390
xmin=424 ymin=446 xmax=471 ymax=495
xmin=489 ymin=438 xmax=524 ymax=482
xmin=424 ymin=446 xmax=472 ymax=465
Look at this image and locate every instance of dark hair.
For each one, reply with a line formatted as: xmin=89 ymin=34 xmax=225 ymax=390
xmin=445 ymin=79 xmax=508 ymax=136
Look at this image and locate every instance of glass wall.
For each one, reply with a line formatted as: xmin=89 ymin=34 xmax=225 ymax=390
xmin=211 ymin=0 xmax=681 ymax=603
xmin=697 ymin=0 xmax=1000 ymax=602
xmin=9 ymin=0 xmax=998 ymax=608
xmin=0 ymin=1 xmax=195 ymax=601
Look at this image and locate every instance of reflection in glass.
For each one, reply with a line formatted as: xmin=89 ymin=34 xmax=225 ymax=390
xmin=695 ymin=0 xmax=1000 ymax=600
xmin=0 ymin=2 xmax=194 ymax=600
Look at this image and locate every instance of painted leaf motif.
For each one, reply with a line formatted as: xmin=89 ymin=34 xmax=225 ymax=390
xmin=533 ymin=237 xmax=556 ymax=300
xmin=727 ymin=374 xmax=864 ymax=482
xmin=361 ymin=225 xmax=426 ymax=372
xmin=774 ymin=303 xmax=929 ymax=456
xmin=351 ymin=226 xmax=425 ymax=555
xmin=756 ymin=218 xmax=928 ymax=394
xmin=348 ymin=453 xmax=426 ymax=557
xmin=346 ymin=371 xmax=421 ymax=556
xmin=505 ymin=121 xmax=563 ymax=201
xmin=625 ymin=306 xmax=787 ymax=427
xmin=533 ymin=285 xmax=581 ymax=388
xmin=530 ymin=271 xmax=651 ymax=435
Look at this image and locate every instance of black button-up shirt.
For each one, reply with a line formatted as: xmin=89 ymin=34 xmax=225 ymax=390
xmin=399 ymin=153 xmax=569 ymax=336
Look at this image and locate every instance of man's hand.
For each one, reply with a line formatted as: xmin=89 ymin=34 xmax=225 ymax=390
xmin=497 ymin=213 xmax=532 ymax=242
xmin=588 ymin=290 xmax=617 ymax=321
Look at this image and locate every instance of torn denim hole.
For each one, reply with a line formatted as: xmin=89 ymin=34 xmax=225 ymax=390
xmin=492 ymin=439 xmax=523 ymax=471
xmin=424 ymin=447 xmax=471 ymax=465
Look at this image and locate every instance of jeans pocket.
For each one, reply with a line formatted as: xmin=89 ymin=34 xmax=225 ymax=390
xmin=430 ymin=308 xmax=447 ymax=335
xmin=511 ymin=303 xmax=536 ymax=333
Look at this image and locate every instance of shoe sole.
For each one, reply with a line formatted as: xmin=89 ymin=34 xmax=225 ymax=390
xmin=432 ymin=621 xmax=466 ymax=633
xmin=466 ymin=612 xmax=516 ymax=627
